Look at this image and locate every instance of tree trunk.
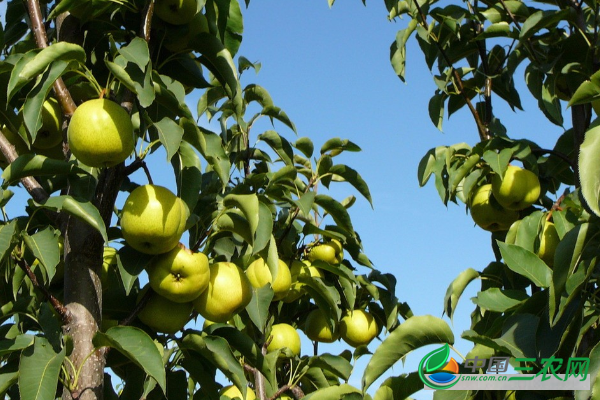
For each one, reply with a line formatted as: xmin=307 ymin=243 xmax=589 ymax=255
xmin=62 ymin=217 xmax=105 ymax=400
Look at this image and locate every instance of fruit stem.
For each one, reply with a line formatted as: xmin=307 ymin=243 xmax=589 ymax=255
xmin=119 ymin=286 xmax=153 ymax=326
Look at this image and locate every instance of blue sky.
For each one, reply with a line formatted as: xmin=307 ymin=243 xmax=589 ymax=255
xmin=0 ymin=0 xmax=566 ymax=397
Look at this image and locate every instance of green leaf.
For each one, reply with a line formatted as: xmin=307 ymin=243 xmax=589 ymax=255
xmin=2 ymin=155 xmax=86 ymax=187
xmin=303 ymin=384 xmax=361 ymax=400
xmin=568 ymin=80 xmax=600 ymax=107
xmin=245 ymin=286 xmax=274 ymax=331
xmin=262 ymin=106 xmax=297 ymax=133
xmin=0 ymin=334 xmax=34 ymax=356
xmin=0 ymin=370 xmax=18 ymax=397
xmin=309 ymin=354 xmax=353 ymax=381
xmin=172 ymin=141 xmax=202 ymax=212
xmin=329 ymin=164 xmax=373 ymax=207
xmin=118 ymin=38 xmax=150 ymax=71
xmin=579 ymin=125 xmax=600 ymax=217
xmin=37 ymin=196 xmax=108 ymax=243
xmin=314 ymin=194 xmax=354 ymax=234
xmin=22 ymin=228 xmax=59 ymax=282
xmin=19 ymin=337 xmax=65 ymax=400
xmin=23 ymin=60 xmax=70 ymax=142
xmin=362 ymin=315 xmax=454 ymax=390
xmin=203 ymin=325 xmax=277 ymax=388
xmin=497 ymin=241 xmax=552 ymax=288
xmin=181 ymin=333 xmax=248 ymax=398
xmin=373 ymin=372 xmax=422 ymax=400
xmin=214 ymin=210 xmax=254 ymax=245
xmin=196 ymin=33 xmax=240 ymax=100
xmin=154 ymin=117 xmax=184 ymax=162
xmin=428 ymin=92 xmax=445 ymax=131
xmin=253 ymin=202 xmax=273 ymax=253
xmin=320 ymin=138 xmax=361 ymax=155
xmin=294 ymin=137 xmax=314 ymax=158
xmin=443 ymin=268 xmax=479 ymax=322
xmin=257 ymin=130 xmax=294 ymax=165
xmin=483 ymin=148 xmax=513 ymax=178
xmin=223 ymin=194 xmax=259 ymax=238
xmin=0 ymin=220 xmax=17 ymax=261
xmin=292 ymin=191 xmax=316 ymax=220
xmin=93 ymin=326 xmax=166 ymax=394
xmin=8 ymin=43 xmax=85 ymax=101
xmin=117 ymin=246 xmax=154 ymax=296
xmin=520 ymin=9 xmax=575 ymax=40
xmin=472 ymin=288 xmax=529 ymax=312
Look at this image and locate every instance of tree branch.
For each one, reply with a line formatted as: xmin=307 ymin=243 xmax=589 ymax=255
xmin=531 ymin=148 xmax=577 ymax=172
xmin=0 ymin=131 xmax=49 ymax=203
xmin=16 ymin=258 xmax=72 ymax=324
xmin=268 ymin=385 xmax=290 ymax=400
xmin=25 ymin=0 xmax=77 ymax=117
xmin=289 ymin=385 xmax=305 ymax=400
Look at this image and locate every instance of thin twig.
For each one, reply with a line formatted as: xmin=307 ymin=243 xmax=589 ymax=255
xmin=289 ymin=386 xmax=305 ymax=400
xmin=16 ymin=258 xmax=72 ymax=324
xmin=268 ymin=385 xmax=290 ymax=400
xmin=124 ymin=158 xmax=145 ymax=176
xmin=119 ymin=287 xmax=153 ymax=327
xmin=142 ymin=162 xmax=154 ymax=185
xmin=531 ymin=148 xmax=577 ymax=171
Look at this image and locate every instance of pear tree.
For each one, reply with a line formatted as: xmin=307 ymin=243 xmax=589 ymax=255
xmin=0 ymin=1 xmax=451 ymax=400
xmin=343 ymin=0 xmax=600 ymax=398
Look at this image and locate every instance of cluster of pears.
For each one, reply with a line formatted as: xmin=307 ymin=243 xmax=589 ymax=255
xmin=470 ymin=165 xmax=540 ymax=232
xmin=117 ymin=184 xmax=205 ymax=333
xmin=469 ymin=165 xmax=560 ymax=267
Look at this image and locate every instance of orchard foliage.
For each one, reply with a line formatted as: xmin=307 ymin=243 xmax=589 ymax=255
xmin=0 ymin=1 xmax=436 ymax=400
xmin=348 ymin=0 xmax=600 ymax=398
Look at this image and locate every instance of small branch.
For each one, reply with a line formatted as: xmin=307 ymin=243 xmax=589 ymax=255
xmin=16 ymin=258 xmax=72 ymax=324
xmin=550 ymin=193 xmax=566 ymax=212
xmin=119 ymin=287 xmax=153 ymax=327
xmin=531 ymin=148 xmax=577 ymax=172
xmin=268 ymin=385 xmax=290 ymax=400
xmin=289 ymin=386 xmax=305 ymax=400
xmin=0 ymin=131 xmax=49 ymax=204
xmin=243 ymin=363 xmax=257 ymax=374
xmin=410 ymin=3 xmax=490 ymax=141
xmin=140 ymin=0 xmax=155 ymax=42
xmin=26 ymin=0 xmax=77 ymax=117
xmin=498 ymin=0 xmax=541 ymax=65
xmin=142 ymin=162 xmax=154 ymax=185
xmin=124 ymin=158 xmax=145 ymax=175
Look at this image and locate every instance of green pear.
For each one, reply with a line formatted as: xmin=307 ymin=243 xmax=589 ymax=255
xmin=283 ymin=260 xmax=324 ymax=303
xmin=32 ymin=98 xmax=63 ymax=150
xmin=304 ymin=308 xmax=339 ymax=343
xmin=137 ymin=286 xmax=193 ymax=334
xmin=339 ymin=309 xmax=378 ymax=347
xmin=154 ymin=0 xmax=198 ymax=25
xmin=120 ymin=184 xmax=189 ymax=255
xmin=470 ymin=184 xmax=519 ymax=232
xmin=67 ymin=98 xmax=134 ymax=168
xmin=267 ymin=323 xmax=301 ymax=357
xmin=147 ymin=244 xmax=210 ymax=303
xmin=245 ymin=258 xmax=291 ymax=301
xmin=537 ymin=220 xmax=560 ymax=267
xmin=491 ymin=165 xmax=541 ymax=210
xmin=307 ymin=242 xmax=341 ymax=264
xmin=193 ymin=262 xmax=253 ymax=323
